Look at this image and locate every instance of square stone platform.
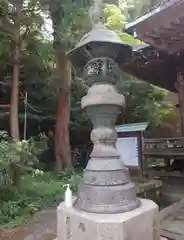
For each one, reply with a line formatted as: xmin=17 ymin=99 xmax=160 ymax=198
xmin=57 ymin=198 xmax=159 ymax=240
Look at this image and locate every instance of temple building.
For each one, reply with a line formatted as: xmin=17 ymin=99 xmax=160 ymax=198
xmin=123 ymin=1 xmax=184 ymax=136
xmin=122 ymin=2 xmax=184 ymax=238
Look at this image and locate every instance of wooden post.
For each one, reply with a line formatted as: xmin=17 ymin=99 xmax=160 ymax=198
xmin=177 ymin=72 xmax=184 ymax=136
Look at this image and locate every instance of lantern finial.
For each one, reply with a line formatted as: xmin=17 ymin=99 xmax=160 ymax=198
xmin=90 ymin=0 xmax=105 ymax=25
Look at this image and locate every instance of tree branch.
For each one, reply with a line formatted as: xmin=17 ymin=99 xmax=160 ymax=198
xmin=0 ymin=81 xmax=11 ymax=87
xmin=20 ymin=26 xmax=30 ymax=43
xmin=0 ymin=104 xmax=10 ymax=108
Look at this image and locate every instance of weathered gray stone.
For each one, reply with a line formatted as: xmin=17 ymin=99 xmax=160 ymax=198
xmin=57 ymin=198 xmax=159 ymax=240
xmin=66 ymin=0 xmax=138 ymax=214
xmin=73 ymin=58 xmax=140 ymax=214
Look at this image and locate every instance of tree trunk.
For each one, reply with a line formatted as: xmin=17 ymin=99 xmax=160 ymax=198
xmin=55 ymin=55 xmax=72 ymax=171
xmin=49 ymin=1 xmax=72 ymax=171
xmin=10 ymin=45 xmax=20 ymax=140
xmin=10 ymin=1 xmax=22 ymax=141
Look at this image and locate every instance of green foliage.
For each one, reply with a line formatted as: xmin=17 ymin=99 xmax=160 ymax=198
xmin=122 ymin=0 xmax=163 ymax=21
xmin=0 ymin=0 xmax=172 ymax=136
xmin=0 ymin=134 xmax=48 ymax=200
xmin=117 ymin=77 xmax=174 ymax=128
xmin=104 ymin=4 xmax=142 ymax=45
xmin=0 ymin=131 xmax=82 ymax=228
xmin=29 ymin=133 xmax=49 ymax=157
xmin=46 ymin=0 xmax=91 ymax=50
xmin=0 ymin=0 xmax=177 ymax=229
xmin=0 ymin=170 xmax=82 ymax=229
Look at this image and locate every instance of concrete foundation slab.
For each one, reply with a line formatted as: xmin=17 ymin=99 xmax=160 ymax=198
xmin=57 ymin=198 xmax=159 ymax=240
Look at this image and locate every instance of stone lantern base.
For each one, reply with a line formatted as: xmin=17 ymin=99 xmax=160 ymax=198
xmin=57 ymin=198 xmax=160 ymax=240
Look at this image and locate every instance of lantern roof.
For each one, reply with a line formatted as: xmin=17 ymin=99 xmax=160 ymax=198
xmin=125 ymin=0 xmax=184 ymax=54
xmin=67 ymin=24 xmax=133 ymax=67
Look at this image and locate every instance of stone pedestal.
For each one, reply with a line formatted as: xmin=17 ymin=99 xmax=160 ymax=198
xmin=57 ymin=198 xmax=159 ymax=240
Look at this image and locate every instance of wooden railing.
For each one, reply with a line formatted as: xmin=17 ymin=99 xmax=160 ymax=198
xmin=144 ymin=137 xmax=184 ymax=158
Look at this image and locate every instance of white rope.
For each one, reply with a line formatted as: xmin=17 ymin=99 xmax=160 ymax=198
xmin=23 ymin=93 xmax=43 ymax=113
xmin=27 ymin=102 xmax=42 ymax=113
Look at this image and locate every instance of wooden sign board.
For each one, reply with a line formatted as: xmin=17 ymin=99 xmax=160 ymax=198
xmin=116 ymin=136 xmax=139 ymax=167
xmin=115 ymin=122 xmax=148 ymax=177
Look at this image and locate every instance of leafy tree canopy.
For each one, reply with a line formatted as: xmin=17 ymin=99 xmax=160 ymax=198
xmin=0 ymin=0 xmax=176 ymax=140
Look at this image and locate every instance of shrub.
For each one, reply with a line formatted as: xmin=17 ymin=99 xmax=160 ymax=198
xmin=0 ymin=132 xmax=83 ymax=229
xmin=0 ymin=135 xmax=48 ymax=200
xmin=0 ymin=170 xmax=82 ymax=229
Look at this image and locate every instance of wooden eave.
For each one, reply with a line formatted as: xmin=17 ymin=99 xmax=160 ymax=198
xmin=122 ymin=45 xmax=183 ymax=92
xmin=125 ymin=0 xmax=184 ymax=54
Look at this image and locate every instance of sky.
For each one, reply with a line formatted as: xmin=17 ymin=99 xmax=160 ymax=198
xmin=42 ymin=14 xmax=53 ymax=40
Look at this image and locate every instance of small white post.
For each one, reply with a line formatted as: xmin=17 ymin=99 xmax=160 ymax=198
xmin=24 ymin=92 xmax=28 ymax=140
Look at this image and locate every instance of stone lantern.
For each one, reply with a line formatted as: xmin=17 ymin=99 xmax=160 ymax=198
xmin=66 ymin=21 xmax=140 ymax=214
xmin=57 ymin=2 xmax=159 ymax=240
